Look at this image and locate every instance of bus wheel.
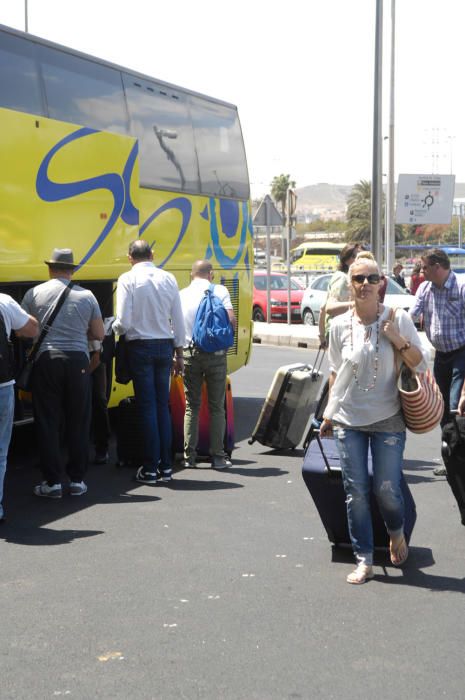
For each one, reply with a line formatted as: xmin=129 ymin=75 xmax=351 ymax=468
xmin=252 ymin=306 xmax=266 ymax=322
xmin=303 ymin=309 xmax=315 ymax=325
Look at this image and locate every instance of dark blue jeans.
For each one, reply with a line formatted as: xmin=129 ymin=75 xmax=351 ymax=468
xmin=434 ymin=346 xmax=465 ymax=425
xmin=127 ymin=339 xmax=173 ymax=472
xmin=333 ymin=428 xmax=406 ymax=566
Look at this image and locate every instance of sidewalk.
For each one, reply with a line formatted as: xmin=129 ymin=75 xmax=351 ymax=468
xmin=252 ymin=320 xmax=435 ymax=355
xmin=253 ymin=321 xmax=320 ymax=349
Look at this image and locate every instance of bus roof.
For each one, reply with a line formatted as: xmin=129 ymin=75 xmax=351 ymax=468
xmin=291 ymin=242 xmax=345 ymax=252
xmin=0 ymin=22 xmax=238 ymax=111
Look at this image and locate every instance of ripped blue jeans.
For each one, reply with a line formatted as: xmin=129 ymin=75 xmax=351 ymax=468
xmin=333 ymin=428 xmax=406 ymax=566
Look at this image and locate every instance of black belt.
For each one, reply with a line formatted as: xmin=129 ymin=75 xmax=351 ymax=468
xmin=184 ymin=346 xmax=226 ymax=356
xmin=436 ymin=344 xmax=465 ymax=359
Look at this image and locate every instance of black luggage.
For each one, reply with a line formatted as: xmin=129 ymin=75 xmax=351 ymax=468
xmin=116 ymin=396 xmax=145 ymax=467
xmin=302 ymin=434 xmax=417 ymax=548
xmin=441 ymin=411 xmax=465 ymax=525
xmin=249 ymin=352 xmax=325 ymax=450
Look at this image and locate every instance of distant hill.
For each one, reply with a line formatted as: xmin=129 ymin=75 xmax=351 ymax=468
xmin=294 ymin=181 xmax=465 ymax=217
xmin=295 ymin=183 xmax=353 ymax=211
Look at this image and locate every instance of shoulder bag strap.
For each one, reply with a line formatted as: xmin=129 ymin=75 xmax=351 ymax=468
xmin=28 ymin=281 xmax=74 ymax=362
xmin=388 ymin=306 xmax=403 ymax=376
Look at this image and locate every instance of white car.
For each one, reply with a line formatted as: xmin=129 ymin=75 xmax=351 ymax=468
xmin=300 ymin=273 xmax=416 ymax=325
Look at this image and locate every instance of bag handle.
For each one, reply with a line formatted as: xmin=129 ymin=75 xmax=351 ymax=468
xmin=388 ymin=306 xmax=403 ymax=377
xmin=315 ymin=434 xmax=334 ymax=475
xmin=28 ymin=281 xmax=74 ymax=362
xmin=311 ymin=346 xmax=326 ymax=379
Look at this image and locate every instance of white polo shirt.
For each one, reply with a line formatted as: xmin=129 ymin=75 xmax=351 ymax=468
xmin=179 ymin=278 xmax=233 ymax=347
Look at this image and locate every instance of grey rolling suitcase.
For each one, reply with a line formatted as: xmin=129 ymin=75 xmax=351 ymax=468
xmin=249 ymin=352 xmax=324 ymax=450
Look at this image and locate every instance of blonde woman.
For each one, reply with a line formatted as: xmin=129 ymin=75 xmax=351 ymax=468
xmin=320 ymin=256 xmax=427 ymax=584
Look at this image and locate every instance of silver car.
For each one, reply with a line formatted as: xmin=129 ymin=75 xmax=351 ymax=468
xmin=300 ymin=273 xmax=416 ymax=325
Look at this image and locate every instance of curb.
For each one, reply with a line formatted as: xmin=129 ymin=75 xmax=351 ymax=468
xmin=252 ymin=332 xmax=320 ymax=350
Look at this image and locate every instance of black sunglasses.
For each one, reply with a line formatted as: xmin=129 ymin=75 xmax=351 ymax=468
xmin=352 ymin=274 xmax=381 ymax=285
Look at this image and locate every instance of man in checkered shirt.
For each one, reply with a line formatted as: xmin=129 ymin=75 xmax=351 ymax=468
xmin=411 ymin=248 xmax=465 ymax=475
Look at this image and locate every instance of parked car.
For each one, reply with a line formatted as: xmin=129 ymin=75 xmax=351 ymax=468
xmin=300 ymin=273 xmax=417 ymax=325
xmin=253 ymin=271 xmax=304 ymax=323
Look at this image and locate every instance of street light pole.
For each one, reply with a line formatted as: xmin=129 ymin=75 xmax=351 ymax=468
xmin=458 ymin=202 xmax=463 ymax=248
xmin=386 ymin=0 xmax=396 ymax=275
xmin=371 ymin=0 xmax=383 ymax=264
xmin=25 ymin=0 xmax=28 ymax=32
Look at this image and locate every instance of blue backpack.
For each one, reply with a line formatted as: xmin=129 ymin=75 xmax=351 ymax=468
xmin=192 ymin=284 xmax=234 ymax=352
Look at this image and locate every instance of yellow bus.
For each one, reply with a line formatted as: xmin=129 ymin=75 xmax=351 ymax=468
xmin=289 ymin=242 xmax=345 ymax=272
xmin=0 ymin=23 xmax=253 ymax=414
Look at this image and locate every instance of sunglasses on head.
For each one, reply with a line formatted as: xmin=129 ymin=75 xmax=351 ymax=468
xmin=352 ymin=273 xmax=381 ymax=285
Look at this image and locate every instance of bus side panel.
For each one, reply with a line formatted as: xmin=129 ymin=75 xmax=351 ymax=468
xmin=138 ymin=188 xmax=254 ymax=373
xmin=0 ymin=107 xmax=139 ymax=282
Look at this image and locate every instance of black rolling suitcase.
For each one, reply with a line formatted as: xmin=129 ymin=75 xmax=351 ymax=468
xmin=441 ymin=411 xmax=465 ymax=525
xmin=302 ymin=434 xmax=417 ymax=548
xmin=249 ymin=351 xmax=325 ymax=450
xmin=116 ymin=397 xmax=145 ymax=467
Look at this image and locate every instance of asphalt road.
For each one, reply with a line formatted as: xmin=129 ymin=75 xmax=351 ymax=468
xmin=1 ymin=344 xmax=464 ymax=700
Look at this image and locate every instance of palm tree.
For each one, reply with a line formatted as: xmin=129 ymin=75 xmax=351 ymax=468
xmin=346 ymin=179 xmax=406 ymax=245
xmin=346 ymin=179 xmax=372 ymax=242
xmin=271 ymin=174 xmax=296 ymax=222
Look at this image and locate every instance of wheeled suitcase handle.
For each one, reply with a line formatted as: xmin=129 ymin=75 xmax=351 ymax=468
xmin=311 ymin=347 xmax=325 ymax=382
xmin=315 ymin=434 xmax=335 ymax=475
xmin=449 ymin=409 xmax=462 ymax=444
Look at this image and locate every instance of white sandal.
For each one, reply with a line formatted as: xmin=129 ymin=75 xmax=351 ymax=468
xmin=346 ymin=563 xmax=374 ymax=585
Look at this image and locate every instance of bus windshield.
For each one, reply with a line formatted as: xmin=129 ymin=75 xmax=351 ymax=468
xmin=290 ymin=243 xmax=344 ymax=271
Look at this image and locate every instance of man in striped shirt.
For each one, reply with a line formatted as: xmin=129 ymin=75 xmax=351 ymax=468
xmin=411 ymin=248 xmax=465 ymax=475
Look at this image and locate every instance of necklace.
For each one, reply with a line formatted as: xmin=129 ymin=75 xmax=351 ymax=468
xmin=349 ymin=304 xmax=380 ymax=392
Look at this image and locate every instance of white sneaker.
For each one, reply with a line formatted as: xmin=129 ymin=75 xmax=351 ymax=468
xmin=212 ymin=455 xmax=232 ymax=469
xmin=33 ymin=482 xmax=62 ymax=499
xmin=135 ymin=466 xmax=158 ymax=484
xmin=69 ymin=481 xmax=88 ymax=496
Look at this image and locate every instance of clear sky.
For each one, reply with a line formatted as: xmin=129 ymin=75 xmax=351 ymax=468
xmin=1 ymin=0 xmax=463 ymax=198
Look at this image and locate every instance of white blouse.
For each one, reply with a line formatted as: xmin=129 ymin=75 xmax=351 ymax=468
xmin=327 ymin=306 xmax=428 ymax=427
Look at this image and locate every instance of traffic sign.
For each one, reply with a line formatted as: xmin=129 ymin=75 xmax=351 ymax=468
xmin=396 ymin=174 xmax=455 ymax=225
xmin=253 ymin=195 xmax=283 ymax=226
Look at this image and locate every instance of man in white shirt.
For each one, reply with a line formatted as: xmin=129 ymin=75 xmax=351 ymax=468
xmin=0 ymin=295 xmax=37 ymax=521
xmin=179 ymin=260 xmax=236 ymax=469
xmin=113 ymin=240 xmax=185 ymax=483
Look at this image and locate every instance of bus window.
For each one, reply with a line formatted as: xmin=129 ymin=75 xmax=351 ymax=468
xmin=38 ymin=45 xmax=128 ymax=134
xmin=189 ymin=97 xmax=249 ymax=200
xmin=123 ymin=75 xmax=199 ymax=192
xmin=291 ymin=249 xmax=303 ymax=263
xmin=0 ymin=32 xmax=44 ymax=116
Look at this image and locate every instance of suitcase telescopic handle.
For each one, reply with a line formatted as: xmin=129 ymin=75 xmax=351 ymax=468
xmin=311 ymin=347 xmax=326 ymax=380
xmin=316 ymin=434 xmax=334 ymax=475
xmin=449 ymin=409 xmax=462 ymax=443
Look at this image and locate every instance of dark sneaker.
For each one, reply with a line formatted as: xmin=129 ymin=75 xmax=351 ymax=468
xmin=135 ymin=466 xmax=158 ymax=484
xmin=211 ymin=455 xmax=232 ymax=470
xmin=433 ymin=466 xmax=447 ymax=476
xmin=33 ymin=482 xmax=62 ymax=498
xmin=158 ymin=468 xmax=172 ymax=483
xmin=69 ymin=481 xmax=88 ymax=496
xmin=94 ymin=451 xmax=109 ymax=465
xmin=181 ymin=458 xmax=196 ymax=469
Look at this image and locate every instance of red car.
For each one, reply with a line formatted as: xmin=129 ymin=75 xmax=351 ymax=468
xmin=253 ymin=271 xmax=304 ymax=323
